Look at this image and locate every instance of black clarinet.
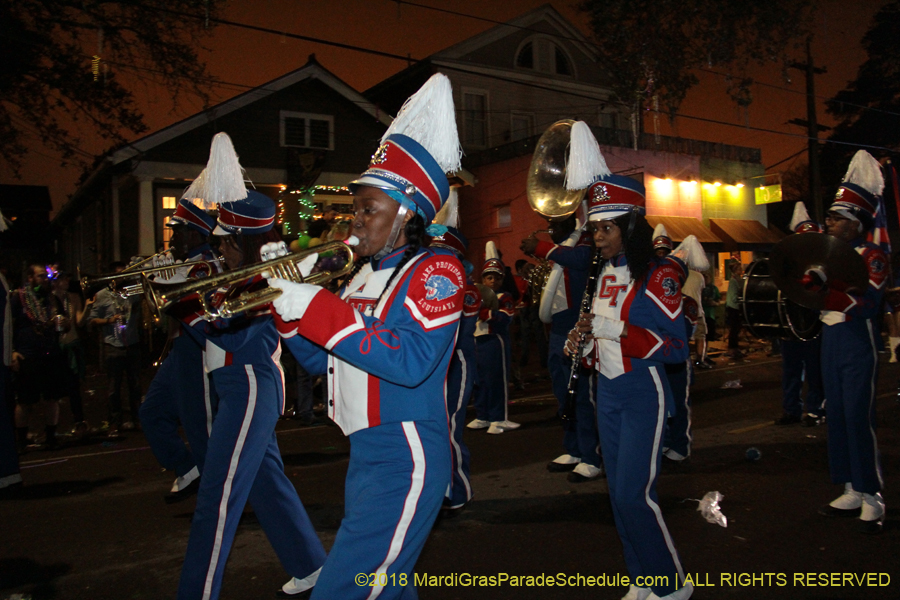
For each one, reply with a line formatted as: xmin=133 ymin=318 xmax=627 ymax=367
xmin=562 ymin=250 xmax=605 ymax=421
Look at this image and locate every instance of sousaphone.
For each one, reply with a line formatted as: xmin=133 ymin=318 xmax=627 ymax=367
xmin=525 ymin=120 xmax=587 ymax=323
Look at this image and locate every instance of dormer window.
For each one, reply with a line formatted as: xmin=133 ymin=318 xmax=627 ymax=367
xmin=515 ymin=37 xmax=575 ymax=77
xmin=516 ymin=42 xmax=534 ymax=69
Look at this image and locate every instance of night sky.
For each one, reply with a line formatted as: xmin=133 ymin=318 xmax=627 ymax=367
xmin=0 ymin=0 xmax=885 ymax=215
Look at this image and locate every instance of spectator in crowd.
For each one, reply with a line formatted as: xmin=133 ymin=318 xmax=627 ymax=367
xmin=11 ymin=264 xmax=67 ymax=451
xmin=52 ymin=271 xmax=91 ymax=436
xmin=701 ymin=271 xmax=721 ymax=342
xmin=0 ymin=266 xmax=22 ymax=486
xmin=725 ymin=261 xmax=744 ymax=359
xmin=88 ymin=261 xmax=144 ymax=436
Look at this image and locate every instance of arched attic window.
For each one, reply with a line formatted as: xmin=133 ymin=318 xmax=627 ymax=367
xmin=515 ymin=36 xmax=575 ymax=77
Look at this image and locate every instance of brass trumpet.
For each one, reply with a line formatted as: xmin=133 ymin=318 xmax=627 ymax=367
xmin=145 ymin=240 xmax=355 ymax=321
xmin=78 ymin=259 xmax=217 ymax=299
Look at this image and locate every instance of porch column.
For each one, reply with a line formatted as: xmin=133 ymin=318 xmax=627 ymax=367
xmin=138 ymin=178 xmax=156 ymax=256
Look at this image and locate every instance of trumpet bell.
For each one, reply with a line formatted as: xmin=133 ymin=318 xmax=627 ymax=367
xmin=526 ymin=120 xmax=584 ymax=222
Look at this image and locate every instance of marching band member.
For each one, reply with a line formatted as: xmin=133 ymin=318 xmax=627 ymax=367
xmin=173 ymin=134 xmax=325 ymax=600
xmin=664 ymin=234 xmax=710 ymax=464
xmin=268 ymin=74 xmax=465 ymax=599
xmin=815 ymin=150 xmax=886 ymax=534
xmin=468 ymin=242 xmax=520 ymax=435
xmin=520 ymin=205 xmax=601 ymax=481
xmin=565 ymin=123 xmax=692 ymax=600
xmin=775 ymin=202 xmax=825 ymax=427
xmin=140 ymin=198 xmax=222 ymax=503
xmin=430 ymin=220 xmax=479 ymax=514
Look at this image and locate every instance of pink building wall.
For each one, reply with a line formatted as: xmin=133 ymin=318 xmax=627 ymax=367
xmin=458 ymin=146 xmax=704 ymax=273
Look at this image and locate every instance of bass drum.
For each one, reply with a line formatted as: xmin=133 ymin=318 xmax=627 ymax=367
xmin=739 ymin=259 xmax=821 ymax=341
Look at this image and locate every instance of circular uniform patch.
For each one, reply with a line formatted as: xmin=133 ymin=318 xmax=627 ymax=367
xmin=646 ymin=264 xmax=683 ymax=319
xmin=409 ymin=256 xmax=465 ymax=328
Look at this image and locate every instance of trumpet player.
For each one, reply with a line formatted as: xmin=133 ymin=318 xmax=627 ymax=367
xmin=170 ymin=143 xmax=326 ymax=598
xmin=267 ymin=73 xmax=464 ymax=599
xmin=564 ymin=122 xmax=692 ymax=600
xmin=139 ymin=199 xmax=222 ymax=503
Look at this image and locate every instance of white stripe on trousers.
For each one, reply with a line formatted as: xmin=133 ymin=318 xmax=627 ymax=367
xmin=647 ymin=367 xmax=685 ymax=583
xmin=202 ymin=350 xmax=212 ymax=436
xmin=499 ymin=335 xmax=509 ymax=421
xmin=865 ymin=321 xmax=884 ymax=489
xmin=202 ymin=366 xmax=258 ymax=600
xmin=450 ymin=349 xmax=472 ymax=503
xmin=367 ymin=422 xmax=426 ymax=600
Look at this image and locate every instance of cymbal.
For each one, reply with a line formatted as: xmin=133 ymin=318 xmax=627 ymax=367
xmin=769 ymin=233 xmax=868 ymax=310
xmin=476 ymin=284 xmax=499 ymax=312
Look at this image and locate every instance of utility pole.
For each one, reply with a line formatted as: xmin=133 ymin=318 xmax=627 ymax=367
xmin=788 ymin=37 xmax=828 ymax=223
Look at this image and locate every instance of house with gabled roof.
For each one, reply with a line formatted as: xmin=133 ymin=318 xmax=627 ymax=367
xmin=52 ymin=55 xmax=391 ymax=275
xmin=366 ymin=4 xmax=622 ymax=153
xmin=365 ymin=4 xmax=770 ymax=281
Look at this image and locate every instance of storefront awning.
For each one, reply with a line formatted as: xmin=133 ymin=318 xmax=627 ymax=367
xmin=709 ymin=218 xmax=783 ymax=251
xmin=645 ymin=216 xmax=722 ymax=245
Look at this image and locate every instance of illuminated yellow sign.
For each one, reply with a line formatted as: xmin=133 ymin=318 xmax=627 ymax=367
xmin=755 ymin=184 xmax=782 ymax=205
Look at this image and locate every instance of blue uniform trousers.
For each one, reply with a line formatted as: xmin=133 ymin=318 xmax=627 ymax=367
xmin=663 ymin=360 xmax=692 ymax=458
xmin=311 ymin=420 xmax=450 ymax=600
xmin=596 ymin=367 xmax=685 ymax=596
xmin=474 ymin=335 xmax=508 ymax=423
xmin=548 ymin=331 xmax=600 ymax=467
xmin=781 ymin=337 xmax=825 ymax=417
xmin=821 ymin=323 xmax=883 ymax=495
xmin=446 ymin=348 xmax=474 ymax=508
xmin=178 ymin=364 xmax=325 ymax=600
xmin=141 ymin=338 xmax=213 ymax=477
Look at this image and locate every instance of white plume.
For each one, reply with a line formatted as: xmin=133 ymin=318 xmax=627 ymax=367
xmin=652 ymin=223 xmax=670 ymax=240
xmin=0 ymin=208 xmax=10 ymax=232
xmin=672 ymin=235 xmax=710 ymax=272
xmin=433 ymin=187 xmax=459 ymax=228
xmin=843 ymin=150 xmax=884 ymax=196
xmin=788 ymin=201 xmax=812 ymax=232
xmin=182 ymin=132 xmax=248 ymax=208
xmin=485 ymin=240 xmax=500 ymax=261
xmin=382 ymin=73 xmax=462 ymax=174
xmin=565 ymin=121 xmax=610 ymax=190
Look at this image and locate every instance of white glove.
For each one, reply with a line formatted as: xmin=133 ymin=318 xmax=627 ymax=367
xmin=268 ymin=278 xmax=321 ymax=321
xmin=591 ymin=315 xmax=625 ymax=340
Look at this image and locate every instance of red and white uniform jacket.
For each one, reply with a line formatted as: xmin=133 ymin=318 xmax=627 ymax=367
xmin=277 ymin=246 xmax=464 ymax=436
xmin=820 ymin=240 xmax=887 ymax=326
xmin=475 ymin=291 xmax=515 ymax=338
xmin=586 ymin=255 xmax=690 ymax=379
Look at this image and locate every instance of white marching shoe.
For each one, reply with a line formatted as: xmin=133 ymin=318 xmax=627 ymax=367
xmin=819 ymin=482 xmax=862 ymax=517
xmin=279 ymin=567 xmax=322 ymax=596
xmin=487 ymin=420 xmax=520 ymax=434
xmin=860 ymin=492 xmax=885 ymax=535
xmin=466 ymin=419 xmax=490 ymax=430
xmin=621 ymin=584 xmax=651 ymax=600
xmin=647 ymin=581 xmax=693 ymax=600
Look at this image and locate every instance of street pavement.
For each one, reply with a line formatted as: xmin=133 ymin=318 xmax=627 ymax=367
xmin=2 ymin=339 xmax=899 ymax=599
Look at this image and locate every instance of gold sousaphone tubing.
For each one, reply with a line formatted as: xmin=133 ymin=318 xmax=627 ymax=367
xmin=144 ymin=240 xmax=356 ymax=321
